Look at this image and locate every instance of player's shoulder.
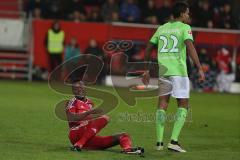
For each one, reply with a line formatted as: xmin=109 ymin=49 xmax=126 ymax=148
xmin=155 ymin=22 xmax=170 ymax=33
xmin=66 ymin=97 xmax=77 ymax=109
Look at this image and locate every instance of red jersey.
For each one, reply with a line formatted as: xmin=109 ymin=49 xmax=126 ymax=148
xmin=66 ymin=97 xmax=94 ymax=129
xmin=215 ymin=49 xmax=232 ymax=73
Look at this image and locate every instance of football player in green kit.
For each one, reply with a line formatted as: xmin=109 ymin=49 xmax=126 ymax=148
xmin=142 ymin=1 xmax=205 ymax=152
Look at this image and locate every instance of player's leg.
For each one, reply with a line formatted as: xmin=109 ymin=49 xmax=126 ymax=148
xmin=83 ymin=133 xmax=144 ymax=156
xmin=56 ymin=54 xmax=62 ymax=67
xmin=168 ymin=98 xmax=188 ymax=152
xmin=168 ymin=76 xmax=190 ymax=152
xmin=72 ymin=115 xmax=110 ymax=150
xmin=68 ymin=126 xmax=86 ymax=151
xmin=118 ymin=133 xmax=144 ymax=156
xmin=83 ymin=133 xmax=130 ymax=150
xmin=49 ymin=54 xmax=55 ymax=71
xmin=156 ymin=95 xmax=170 ymax=150
xmin=171 ymin=99 xmax=188 ymax=142
xmin=156 ymin=77 xmax=172 ymax=150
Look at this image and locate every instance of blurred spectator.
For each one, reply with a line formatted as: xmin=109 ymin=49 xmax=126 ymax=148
xmin=215 ymin=47 xmax=232 ymax=73
xmin=68 ymin=0 xmax=86 ymax=14
xmin=64 ymin=37 xmax=81 ymax=63
xmin=45 ymin=0 xmax=65 ymax=19
xmin=215 ymin=47 xmax=235 ymax=92
xmin=125 ymin=44 xmax=138 ymax=62
xmin=87 ymin=10 xmax=103 ymax=22
xmin=46 ymin=21 xmax=65 ymax=72
xmin=210 ymin=0 xmax=233 ymax=15
xmin=67 ymin=0 xmax=86 ymax=20
xmin=85 ymin=39 xmax=104 ymax=59
xmin=196 ymin=0 xmax=214 ymax=28
xmin=157 ymin=0 xmax=172 ymax=24
xmin=141 ymin=0 xmax=158 ymax=24
xmin=199 ymin=48 xmax=212 ymax=65
xmin=23 ymin=0 xmax=239 ymax=29
xmin=192 ymin=67 xmax=218 ymax=92
xmin=219 ymin=3 xmax=236 ymax=29
xmin=110 ymin=11 xmax=120 ymax=22
xmin=120 ymin=0 xmax=140 ymax=23
xmin=188 ymin=0 xmax=199 ymax=25
xmin=64 ymin=37 xmax=81 ymax=81
xmin=32 ymin=7 xmax=42 ymax=19
xmin=149 ymin=16 xmax=159 ymax=25
xmin=70 ymin=10 xmax=86 ymax=22
xmin=101 ymin=0 xmax=119 ymax=22
xmin=207 ymin=20 xmax=214 ymax=28
xmin=85 ymin=39 xmax=106 ymax=84
xmin=26 ymin=0 xmax=46 ymax=18
xmin=191 ymin=48 xmax=218 ymax=92
xmin=216 ymin=71 xmax=235 ymax=92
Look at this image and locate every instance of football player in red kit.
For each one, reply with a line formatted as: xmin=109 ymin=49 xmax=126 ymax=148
xmin=66 ymin=81 xmax=144 ymax=155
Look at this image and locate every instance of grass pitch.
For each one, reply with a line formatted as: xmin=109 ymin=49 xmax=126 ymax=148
xmin=0 ymin=80 xmax=239 ymax=160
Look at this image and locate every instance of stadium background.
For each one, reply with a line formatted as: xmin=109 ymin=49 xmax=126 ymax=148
xmin=0 ymin=0 xmax=239 ymax=160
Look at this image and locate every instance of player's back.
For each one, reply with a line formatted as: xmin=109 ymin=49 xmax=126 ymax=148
xmin=151 ymin=21 xmax=193 ymax=76
xmin=158 ymin=21 xmax=191 ymax=54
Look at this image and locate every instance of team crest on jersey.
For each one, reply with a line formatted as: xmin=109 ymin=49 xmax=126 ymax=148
xmin=188 ymin=31 xmax=192 ymax=35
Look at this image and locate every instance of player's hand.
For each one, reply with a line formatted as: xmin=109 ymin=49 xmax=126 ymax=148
xmin=90 ymin=108 xmax=103 ymax=115
xmin=198 ymin=69 xmax=205 ymax=82
xmin=142 ymin=71 xmax=150 ymax=86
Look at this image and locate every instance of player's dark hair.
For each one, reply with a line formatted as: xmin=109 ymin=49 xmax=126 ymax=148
xmin=72 ymin=80 xmax=85 ymax=87
xmin=172 ymin=1 xmax=189 ymax=18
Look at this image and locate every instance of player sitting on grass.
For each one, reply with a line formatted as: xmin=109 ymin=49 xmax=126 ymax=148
xmin=66 ymin=81 xmax=144 ymax=156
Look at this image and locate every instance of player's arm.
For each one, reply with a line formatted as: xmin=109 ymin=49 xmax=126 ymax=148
xmin=142 ymin=42 xmax=155 ymax=85
xmin=185 ymin=40 xmax=205 ymax=81
xmin=142 ymin=27 xmax=159 ymax=85
xmin=67 ymin=108 xmax=102 ymax=122
xmin=144 ymin=42 xmax=155 ymax=64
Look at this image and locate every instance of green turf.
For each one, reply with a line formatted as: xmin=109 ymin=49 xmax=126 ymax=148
xmin=0 ymin=80 xmax=239 ymax=160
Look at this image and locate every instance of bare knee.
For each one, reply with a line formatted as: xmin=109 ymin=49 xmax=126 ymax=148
xmin=101 ymin=115 xmax=110 ymax=123
xmin=159 ymin=95 xmax=170 ymax=110
xmin=159 ymin=102 xmax=168 ymax=110
xmin=177 ymin=99 xmax=189 ymax=108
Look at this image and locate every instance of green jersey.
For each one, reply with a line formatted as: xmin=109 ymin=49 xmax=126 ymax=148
xmin=150 ymin=21 xmax=193 ymax=77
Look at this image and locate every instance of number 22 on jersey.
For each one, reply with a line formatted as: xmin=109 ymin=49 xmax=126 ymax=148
xmin=159 ymin=35 xmax=179 ymax=53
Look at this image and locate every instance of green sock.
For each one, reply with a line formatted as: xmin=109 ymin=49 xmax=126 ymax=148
xmin=171 ymin=107 xmax=188 ymax=141
xmin=156 ymin=109 xmax=166 ymax=143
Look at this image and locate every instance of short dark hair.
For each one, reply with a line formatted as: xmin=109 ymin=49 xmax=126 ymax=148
xmin=172 ymin=1 xmax=189 ymax=18
xmin=72 ymin=81 xmax=85 ymax=87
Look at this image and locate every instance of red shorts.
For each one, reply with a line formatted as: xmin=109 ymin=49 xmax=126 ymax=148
xmin=68 ymin=116 xmax=116 ymax=150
